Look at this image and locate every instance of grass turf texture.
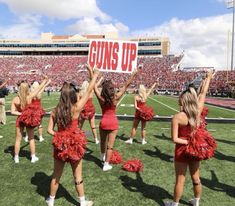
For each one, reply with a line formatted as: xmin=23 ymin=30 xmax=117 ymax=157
xmin=0 ymin=93 xmax=235 ymax=206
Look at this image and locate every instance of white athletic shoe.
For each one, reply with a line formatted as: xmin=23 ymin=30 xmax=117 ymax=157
xmin=103 ymin=163 xmax=112 ymax=171
xmin=189 ymin=198 xmax=199 ymax=206
xmin=80 ymin=200 xmax=93 ymax=206
xmin=31 ymin=156 xmax=39 ymax=163
xmin=14 ymin=156 xmax=19 ymax=163
xmin=39 ymin=137 xmax=44 ymax=142
xmin=95 ymin=139 xmax=100 ymax=144
xmin=0 ymin=135 xmax=3 ymax=138
xmin=142 ymin=139 xmax=147 ymax=145
xmin=24 ymin=136 xmax=29 ymax=142
xmin=125 ymin=139 xmax=133 ymax=144
xmin=100 ymin=153 xmax=105 ymax=162
xmin=46 ymin=198 xmax=54 ymax=206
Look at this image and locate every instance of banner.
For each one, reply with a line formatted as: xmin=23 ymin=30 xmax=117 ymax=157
xmin=88 ymin=39 xmax=138 ymax=73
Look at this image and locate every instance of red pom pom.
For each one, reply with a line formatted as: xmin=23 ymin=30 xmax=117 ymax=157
xmin=201 ymin=107 xmax=208 ymax=118
xmin=19 ymin=104 xmax=45 ymax=127
xmin=53 ymin=128 xmax=87 ymax=163
xmin=199 ymin=107 xmax=208 ymax=129
xmin=122 ymin=159 xmax=144 ymax=172
xmin=185 ymin=128 xmax=217 ymax=161
xmin=110 ymin=150 xmax=123 ymax=164
xmin=139 ymin=106 xmax=154 ymax=121
xmin=80 ymin=106 xmax=95 ymax=120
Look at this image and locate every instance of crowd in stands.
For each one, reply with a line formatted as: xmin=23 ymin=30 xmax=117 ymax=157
xmin=0 ymin=55 xmax=234 ymax=96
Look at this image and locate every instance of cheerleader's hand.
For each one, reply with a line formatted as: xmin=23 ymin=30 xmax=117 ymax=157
xmin=86 ymin=63 xmax=92 ymax=72
xmin=206 ymin=70 xmax=215 ymax=79
xmin=47 ymin=79 xmax=52 ymax=85
xmin=93 ymin=67 xmax=100 ymax=76
xmin=43 ymin=74 xmax=48 ymax=80
xmin=132 ymin=69 xmax=138 ymax=77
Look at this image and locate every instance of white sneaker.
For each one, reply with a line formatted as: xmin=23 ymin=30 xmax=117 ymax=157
xmin=80 ymin=200 xmax=93 ymax=206
xmin=100 ymin=153 xmax=105 ymax=162
xmin=14 ymin=156 xmax=19 ymax=163
xmin=95 ymin=139 xmax=100 ymax=144
xmin=46 ymin=198 xmax=54 ymax=206
xmin=31 ymin=156 xmax=39 ymax=163
xmin=189 ymin=198 xmax=199 ymax=206
xmin=142 ymin=140 xmax=147 ymax=145
xmin=125 ymin=139 xmax=133 ymax=144
xmin=0 ymin=135 xmax=3 ymax=138
xmin=103 ymin=163 xmax=112 ymax=171
xmin=24 ymin=136 xmax=28 ymax=142
xmin=39 ymin=137 xmax=44 ymax=142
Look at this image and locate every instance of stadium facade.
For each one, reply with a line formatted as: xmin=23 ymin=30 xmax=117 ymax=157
xmin=0 ymin=32 xmax=170 ymax=56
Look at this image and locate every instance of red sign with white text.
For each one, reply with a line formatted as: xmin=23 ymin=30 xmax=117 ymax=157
xmin=88 ymin=39 xmax=138 ymax=73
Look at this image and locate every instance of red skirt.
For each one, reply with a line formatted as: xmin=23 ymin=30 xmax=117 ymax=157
xmin=80 ymin=104 xmax=95 ymax=120
xmin=100 ymin=115 xmax=118 ymax=130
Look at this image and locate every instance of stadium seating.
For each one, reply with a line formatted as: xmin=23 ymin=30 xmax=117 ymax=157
xmin=0 ymin=56 xmax=234 ymax=95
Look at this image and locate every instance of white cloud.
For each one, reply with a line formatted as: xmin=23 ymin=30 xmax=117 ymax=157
xmin=132 ymin=14 xmax=232 ymax=69
xmin=0 ymin=0 xmax=109 ymax=21
xmin=0 ymin=0 xmax=129 ymax=37
xmin=0 ymin=15 xmax=41 ymax=39
xmin=67 ymin=17 xmax=129 ymax=36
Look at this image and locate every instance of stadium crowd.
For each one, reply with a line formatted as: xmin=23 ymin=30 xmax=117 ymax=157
xmin=0 ymin=55 xmax=234 ymax=96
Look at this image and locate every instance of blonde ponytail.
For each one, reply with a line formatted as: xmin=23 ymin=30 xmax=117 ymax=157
xmin=179 ymin=87 xmax=200 ymax=130
xmin=138 ymin=84 xmax=147 ymax=102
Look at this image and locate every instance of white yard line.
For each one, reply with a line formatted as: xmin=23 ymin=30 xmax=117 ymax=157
xmin=149 ymin=96 xmax=179 ymax=112
xmin=208 ymin=129 xmax=217 ymax=132
xmin=205 ymin=104 xmax=235 ymax=113
xmin=44 ymin=106 xmax=55 ymax=111
xmin=117 ymin=94 xmax=126 ymax=108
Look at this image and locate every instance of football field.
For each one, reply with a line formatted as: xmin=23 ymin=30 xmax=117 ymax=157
xmin=0 ymin=93 xmax=235 ymax=206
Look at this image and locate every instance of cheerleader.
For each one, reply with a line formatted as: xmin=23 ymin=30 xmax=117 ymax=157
xmin=11 ymin=77 xmax=50 ymax=163
xmin=125 ymin=83 xmax=156 ymax=145
xmin=164 ymin=71 xmax=216 ymax=206
xmin=79 ymin=80 xmax=99 ymax=144
xmin=23 ymin=81 xmax=46 ymax=142
xmin=46 ymin=67 xmax=99 ymax=206
xmin=94 ymin=70 xmax=138 ymax=171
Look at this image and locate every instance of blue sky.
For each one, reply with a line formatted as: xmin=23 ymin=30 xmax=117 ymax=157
xmin=0 ymin=0 xmax=230 ymax=35
xmin=0 ymin=0 xmax=233 ymax=69
xmin=99 ymin=0 xmax=229 ymax=30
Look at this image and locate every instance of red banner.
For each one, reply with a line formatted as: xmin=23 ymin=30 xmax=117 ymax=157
xmin=88 ymin=39 xmax=138 ymax=73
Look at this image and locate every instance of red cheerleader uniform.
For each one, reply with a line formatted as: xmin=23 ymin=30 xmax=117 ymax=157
xmin=80 ymin=98 xmax=96 ymax=120
xmin=175 ymin=125 xmax=194 ymax=162
xmin=53 ymin=119 xmax=87 ymax=163
xmin=99 ymin=103 xmax=118 ymax=130
xmin=18 ymin=98 xmax=45 ymax=128
xmin=135 ymin=100 xmax=154 ymax=121
xmin=175 ymin=124 xmax=216 ymax=162
xmin=15 ymin=103 xmax=24 ymax=128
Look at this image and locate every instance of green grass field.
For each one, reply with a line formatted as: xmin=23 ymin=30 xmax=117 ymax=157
xmin=0 ymin=93 xmax=235 ymax=206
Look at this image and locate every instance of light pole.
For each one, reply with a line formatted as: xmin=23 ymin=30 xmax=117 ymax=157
xmin=228 ymin=0 xmax=235 ymax=71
